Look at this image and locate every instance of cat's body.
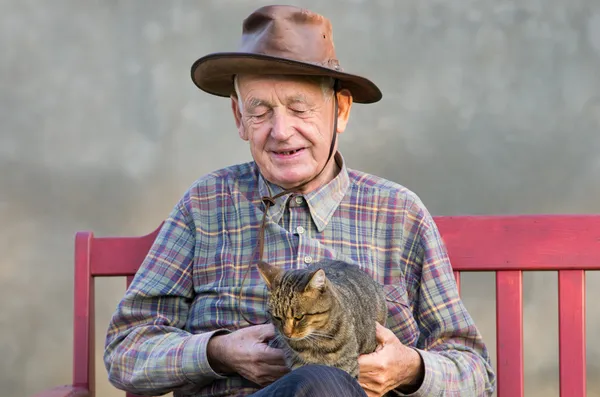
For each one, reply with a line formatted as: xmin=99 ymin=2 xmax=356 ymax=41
xmin=257 ymin=259 xmax=388 ymax=378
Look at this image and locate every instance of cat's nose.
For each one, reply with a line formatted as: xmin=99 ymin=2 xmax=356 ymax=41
xmin=283 ymin=323 xmax=294 ymax=337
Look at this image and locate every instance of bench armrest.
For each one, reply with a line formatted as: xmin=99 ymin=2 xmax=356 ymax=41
xmin=30 ymin=385 xmax=90 ymax=397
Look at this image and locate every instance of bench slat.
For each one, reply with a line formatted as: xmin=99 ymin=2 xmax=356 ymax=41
xmin=558 ymin=270 xmax=586 ymax=397
xmin=91 ymin=225 xmax=162 ymax=276
xmin=73 ymin=232 xmax=94 ymax=393
xmin=453 ymin=271 xmax=461 ymax=294
xmin=496 ymin=270 xmax=524 ymax=397
xmin=436 ymin=215 xmax=600 ymax=271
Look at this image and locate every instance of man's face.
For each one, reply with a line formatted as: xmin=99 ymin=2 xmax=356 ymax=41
xmin=231 ymin=74 xmax=352 ymax=193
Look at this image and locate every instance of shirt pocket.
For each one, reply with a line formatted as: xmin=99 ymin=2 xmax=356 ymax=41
xmin=382 ymin=283 xmax=420 ymax=347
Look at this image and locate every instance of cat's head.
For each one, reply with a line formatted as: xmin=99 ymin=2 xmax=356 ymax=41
xmin=257 ymin=261 xmax=334 ymax=340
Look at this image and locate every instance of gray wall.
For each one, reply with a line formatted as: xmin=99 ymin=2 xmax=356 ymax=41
xmin=2 ymin=1 xmax=599 ymax=396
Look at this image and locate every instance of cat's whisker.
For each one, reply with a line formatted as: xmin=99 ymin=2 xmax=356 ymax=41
xmin=291 ymin=332 xmax=335 ymax=342
xmin=274 ymin=333 xmax=290 ymax=342
xmin=287 ymin=333 xmax=316 ymax=342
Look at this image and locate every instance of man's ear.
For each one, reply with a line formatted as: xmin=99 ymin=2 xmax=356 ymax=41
xmin=231 ymin=95 xmax=248 ymax=141
xmin=335 ymin=88 xmax=353 ymax=134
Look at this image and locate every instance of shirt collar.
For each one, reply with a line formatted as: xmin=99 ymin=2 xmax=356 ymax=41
xmin=257 ymin=151 xmax=350 ymax=232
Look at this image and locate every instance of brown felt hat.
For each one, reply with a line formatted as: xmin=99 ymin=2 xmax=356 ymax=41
xmin=190 ymin=5 xmax=382 ymax=104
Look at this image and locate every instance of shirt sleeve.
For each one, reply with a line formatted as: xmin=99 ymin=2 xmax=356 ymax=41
xmin=103 ymin=196 xmax=229 ymax=396
xmin=396 ymin=205 xmax=497 ymax=396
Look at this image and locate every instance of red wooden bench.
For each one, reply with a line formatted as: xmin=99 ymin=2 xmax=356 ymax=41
xmin=30 ymin=214 xmax=600 ymax=397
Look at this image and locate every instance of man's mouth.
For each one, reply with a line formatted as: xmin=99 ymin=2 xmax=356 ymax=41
xmin=273 ymin=148 xmax=304 ymax=155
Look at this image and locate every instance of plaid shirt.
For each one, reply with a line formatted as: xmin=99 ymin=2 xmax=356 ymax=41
xmin=104 ymin=153 xmax=496 ymax=397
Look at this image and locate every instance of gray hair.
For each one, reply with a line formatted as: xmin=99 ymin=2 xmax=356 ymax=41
xmin=233 ymin=74 xmax=335 ymax=113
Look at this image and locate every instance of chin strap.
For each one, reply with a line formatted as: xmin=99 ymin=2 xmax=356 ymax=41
xmin=239 ymin=79 xmax=341 ymax=326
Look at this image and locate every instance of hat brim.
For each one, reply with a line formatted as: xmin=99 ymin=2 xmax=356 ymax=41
xmin=190 ymin=52 xmax=382 ymax=104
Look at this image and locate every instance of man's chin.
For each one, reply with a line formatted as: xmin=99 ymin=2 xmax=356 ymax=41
xmin=257 ymin=163 xmax=326 ymax=191
xmin=277 ymin=178 xmax=311 ymax=190
xmin=263 ymin=169 xmax=312 ymax=188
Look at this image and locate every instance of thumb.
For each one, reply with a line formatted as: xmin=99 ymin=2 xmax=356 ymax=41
xmin=375 ymin=322 xmax=394 ymax=344
xmin=257 ymin=323 xmax=276 ymax=341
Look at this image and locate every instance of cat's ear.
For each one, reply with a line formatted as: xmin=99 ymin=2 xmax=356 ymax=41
xmin=257 ymin=261 xmax=282 ymax=289
xmin=305 ymin=269 xmax=327 ymax=292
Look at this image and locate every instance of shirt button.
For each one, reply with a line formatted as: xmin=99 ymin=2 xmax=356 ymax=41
xmin=295 ymin=196 xmax=304 ymax=205
xmin=296 ymin=226 xmax=305 ymax=234
xmin=304 ymin=256 xmax=313 ymax=264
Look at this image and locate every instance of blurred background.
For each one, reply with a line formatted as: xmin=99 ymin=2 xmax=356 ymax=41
xmin=2 ymin=1 xmax=599 ymax=396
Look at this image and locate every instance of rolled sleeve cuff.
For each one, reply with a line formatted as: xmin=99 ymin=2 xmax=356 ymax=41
xmin=181 ymin=329 xmax=232 ymax=384
xmin=396 ymin=348 xmax=442 ymax=397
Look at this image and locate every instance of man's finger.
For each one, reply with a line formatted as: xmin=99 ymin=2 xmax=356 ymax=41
xmin=260 ymin=363 xmax=289 ymax=376
xmin=258 ymin=346 xmax=288 ymax=364
xmin=258 ymin=364 xmax=290 ymax=385
xmin=257 ymin=367 xmax=289 ymax=386
xmin=268 ymin=363 xmax=290 ymax=375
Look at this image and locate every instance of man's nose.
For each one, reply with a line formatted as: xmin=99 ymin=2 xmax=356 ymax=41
xmin=269 ymin=109 xmax=293 ymax=140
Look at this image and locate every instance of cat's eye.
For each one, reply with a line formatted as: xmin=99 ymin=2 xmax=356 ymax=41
xmin=266 ymin=310 xmax=282 ymax=323
xmin=294 ymin=314 xmax=305 ymax=321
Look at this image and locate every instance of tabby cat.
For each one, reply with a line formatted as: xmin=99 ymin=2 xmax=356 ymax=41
xmin=256 ymin=259 xmax=388 ymax=378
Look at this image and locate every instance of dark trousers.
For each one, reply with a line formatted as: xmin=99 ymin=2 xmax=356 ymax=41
xmin=249 ymin=365 xmax=367 ymax=397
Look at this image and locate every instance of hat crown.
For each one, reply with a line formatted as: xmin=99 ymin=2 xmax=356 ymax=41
xmin=189 ymin=5 xmax=382 ymax=104
xmin=239 ymin=5 xmax=341 ymax=70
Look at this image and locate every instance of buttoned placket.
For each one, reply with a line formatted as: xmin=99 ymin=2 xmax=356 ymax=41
xmin=286 ymin=195 xmax=318 ymax=267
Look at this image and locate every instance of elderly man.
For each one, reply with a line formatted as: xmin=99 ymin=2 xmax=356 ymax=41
xmin=104 ymin=5 xmax=496 ymax=397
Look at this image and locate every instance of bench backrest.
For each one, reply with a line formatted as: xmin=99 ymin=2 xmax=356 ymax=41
xmin=73 ymin=214 xmax=600 ymax=397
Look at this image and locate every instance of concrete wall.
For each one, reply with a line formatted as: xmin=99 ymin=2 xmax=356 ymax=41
xmin=2 ymin=1 xmax=599 ymax=396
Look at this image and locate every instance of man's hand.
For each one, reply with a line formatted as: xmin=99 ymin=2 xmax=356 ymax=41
xmin=207 ymin=324 xmax=290 ymax=386
xmin=358 ymin=322 xmax=425 ymax=397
